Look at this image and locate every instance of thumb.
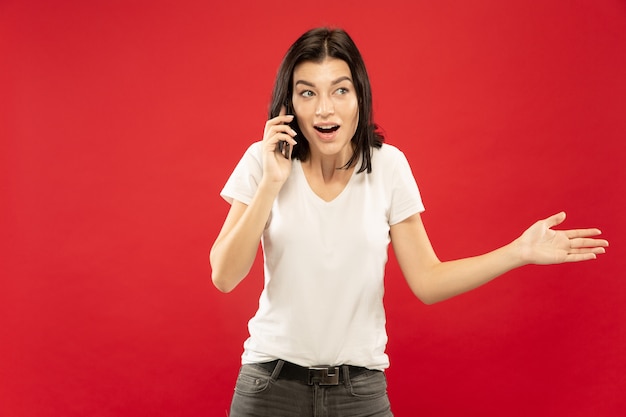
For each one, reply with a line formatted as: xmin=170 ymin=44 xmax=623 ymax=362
xmin=545 ymin=211 xmax=566 ymax=228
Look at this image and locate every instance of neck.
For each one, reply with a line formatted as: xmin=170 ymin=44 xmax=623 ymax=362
xmin=307 ymin=148 xmax=355 ymax=183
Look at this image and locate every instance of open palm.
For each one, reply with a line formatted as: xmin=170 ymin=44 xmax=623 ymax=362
xmin=516 ymin=212 xmax=608 ymax=265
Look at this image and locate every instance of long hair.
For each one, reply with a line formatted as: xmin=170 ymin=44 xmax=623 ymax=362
xmin=268 ymin=27 xmax=384 ymax=173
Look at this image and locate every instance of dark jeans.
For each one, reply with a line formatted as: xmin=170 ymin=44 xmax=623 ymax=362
xmin=229 ymin=360 xmax=393 ymax=417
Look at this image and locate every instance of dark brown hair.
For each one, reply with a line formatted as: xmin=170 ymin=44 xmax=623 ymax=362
xmin=268 ymin=27 xmax=384 ymax=173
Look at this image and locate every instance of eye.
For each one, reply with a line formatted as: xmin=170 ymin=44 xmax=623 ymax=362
xmin=300 ymin=90 xmax=314 ymax=98
xmin=336 ymin=87 xmax=349 ymax=95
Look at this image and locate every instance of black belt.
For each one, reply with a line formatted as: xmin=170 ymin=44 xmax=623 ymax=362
xmin=256 ymin=360 xmax=372 ymax=386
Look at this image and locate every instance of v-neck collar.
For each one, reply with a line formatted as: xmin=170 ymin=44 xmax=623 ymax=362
xmin=295 ymin=159 xmax=359 ymax=204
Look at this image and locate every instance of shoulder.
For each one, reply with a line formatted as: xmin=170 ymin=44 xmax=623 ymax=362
xmin=371 ymin=143 xmax=409 ymax=166
xmin=226 ymin=141 xmax=264 ymax=178
xmin=245 ymin=141 xmax=263 ymax=159
xmin=235 ymin=141 xmax=263 ymax=168
xmin=369 ymin=143 xmax=419 ymax=185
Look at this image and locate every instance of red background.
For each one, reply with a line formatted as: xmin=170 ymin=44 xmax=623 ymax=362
xmin=1 ymin=0 xmax=625 ymax=416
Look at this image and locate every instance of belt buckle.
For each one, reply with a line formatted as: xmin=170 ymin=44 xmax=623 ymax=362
xmin=308 ymin=366 xmax=340 ymax=385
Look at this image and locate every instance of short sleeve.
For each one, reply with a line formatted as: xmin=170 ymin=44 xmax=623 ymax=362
xmin=388 ymin=149 xmax=425 ymax=225
xmin=220 ymin=142 xmax=263 ymax=205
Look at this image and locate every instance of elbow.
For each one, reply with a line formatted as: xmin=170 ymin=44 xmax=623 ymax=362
xmin=419 ymin=295 xmax=442 ymax=306
xmin=404 ymin=262 xmax=447 ymax=305
xmin=212 ymin=272 xmax=235 ymax=293
xmin=416 ymin=290 xmax=454 ymax=306
xmin=209 ymin=260 xmax=237 ymax=293
xmin=209 ymin=251 xmax=236 ymax=293
xmin=210 ymin=258 xmax=245 ymax=293
xmin=414 ymin=291 xmax=439 ymax=306
xmin=408 ymin=281 xmax=446 ymax=305
xmin=209 ymin=245 xmax=253 ymax=293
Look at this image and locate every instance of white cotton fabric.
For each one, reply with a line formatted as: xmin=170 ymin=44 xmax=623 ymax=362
xmin=220 ymin=142 xmax=424 ymax=370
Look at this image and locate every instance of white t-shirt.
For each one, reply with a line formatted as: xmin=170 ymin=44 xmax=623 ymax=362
xmin=220 ymin=142 xmax=424 ymax=370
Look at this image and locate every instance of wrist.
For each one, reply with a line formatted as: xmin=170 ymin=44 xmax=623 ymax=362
xmin=508 ymin=238 xmax=530 ymax=268
xmin=258 ymin=177 xmax=284 ymax=196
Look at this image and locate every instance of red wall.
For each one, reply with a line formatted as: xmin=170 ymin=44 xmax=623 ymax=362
xmin=2 ymin=0 xmax=625 ymax=416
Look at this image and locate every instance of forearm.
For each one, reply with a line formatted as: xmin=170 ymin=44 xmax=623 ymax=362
xmin=210 ymin=181 xmax=281 ymax=292
xmin=412 ymin=241 xmax=526 ymax=304
xmin=395 ymin=211 xmax=607 ymax=305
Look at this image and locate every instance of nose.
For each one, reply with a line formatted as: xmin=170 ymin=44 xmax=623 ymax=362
xmin=315 ymin=95 xmax=334 ymax=117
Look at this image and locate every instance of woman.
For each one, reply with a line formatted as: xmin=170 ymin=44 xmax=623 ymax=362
xmin=210 ymin=27 xmax=608 ymax=417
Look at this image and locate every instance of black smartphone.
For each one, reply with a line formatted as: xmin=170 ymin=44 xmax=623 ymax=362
xmin=278 ymin=99 xmax=296 ymax=159
xmin=278 ymin=140 xmax=290 ymax=159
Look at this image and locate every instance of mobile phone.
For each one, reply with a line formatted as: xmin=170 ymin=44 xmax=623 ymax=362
xmin=278 ymin=99 xmax=296 ymax=159
xmin=278 ymin=140 xmax=290 ymax=159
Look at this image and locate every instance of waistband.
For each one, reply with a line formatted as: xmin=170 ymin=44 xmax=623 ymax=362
xmin=255 ymin=359 xmax=374 ymax=386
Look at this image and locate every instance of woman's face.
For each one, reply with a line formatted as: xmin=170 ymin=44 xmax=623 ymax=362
xmin=291 ymin=58 xmax=359 ymax=161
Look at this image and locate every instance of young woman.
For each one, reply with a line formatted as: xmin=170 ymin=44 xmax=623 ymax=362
xmin=210 ymin=27 xmax=608 ymax=417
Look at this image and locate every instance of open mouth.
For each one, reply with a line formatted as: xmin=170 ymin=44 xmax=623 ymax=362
xmin=314 ymin=125 xmax=340 ymax=133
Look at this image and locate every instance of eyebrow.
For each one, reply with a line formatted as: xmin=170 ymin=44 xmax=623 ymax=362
xmin=294 ymin=76 xmax=353 ymax=88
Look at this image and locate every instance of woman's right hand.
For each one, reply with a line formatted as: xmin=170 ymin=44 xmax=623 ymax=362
xmin=261 ymin=106 xmax=298 ymax=186
xmin=210 ymin=108 xmax=298 ymax=292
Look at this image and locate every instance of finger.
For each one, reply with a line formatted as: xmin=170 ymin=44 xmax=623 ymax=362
xmin=265 ymin=122 xmax=297 ymax=142
xmin=545 ymin=211 xmax=566 ymax=228
xmin=564 ymin=229 xmax=604 ymax=239
xmin=266 ymin=113 xmax=294 ymax=128
xmin=569 ymin=237 xmax=609 ymax=248
xmin=567 ymin=247 xmax=606 ymax=255
xmin=277 ymin=105 xmax=295 ymax=123
xmin=271 ymin=133 xmax=298 ymax=158
xmin=267 ymin=114 xmax=294 ymax=130
xmin=271 ymin=132 xmax=297 ymax=146
xmin=564 ymin=253 xmax=598 ymax=262
xmin=268 ymin=124 xmax=298 ymax=141
xmin=275 ymin=105 xmax=293 ymax=123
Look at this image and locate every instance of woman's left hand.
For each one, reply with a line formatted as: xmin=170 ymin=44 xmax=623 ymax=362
xmin=514 ymin=212 xmax=609 ymax=265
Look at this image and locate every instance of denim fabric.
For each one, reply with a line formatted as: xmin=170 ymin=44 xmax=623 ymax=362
xmin=229 ymin=360 xmax=393 ymax=417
